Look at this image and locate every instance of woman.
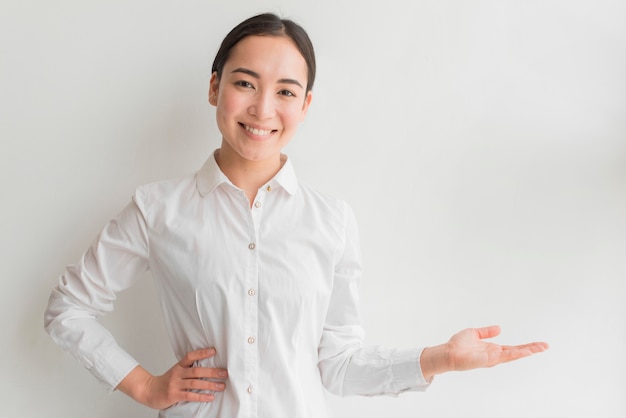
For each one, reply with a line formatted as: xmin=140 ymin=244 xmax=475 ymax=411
xmin=44 ymin=13 xmax=548 ymax=418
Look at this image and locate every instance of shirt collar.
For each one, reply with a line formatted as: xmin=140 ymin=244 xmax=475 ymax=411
xmin=196 ymin=149 xmax=298 ymax=197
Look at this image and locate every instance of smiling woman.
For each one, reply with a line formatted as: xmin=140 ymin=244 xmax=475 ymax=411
xmin=43 ymin=12 xmax=548 ymax=418
xmin=209 ymin=34 xmax=312 ymax=203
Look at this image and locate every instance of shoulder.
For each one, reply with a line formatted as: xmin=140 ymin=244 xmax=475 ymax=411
xmin=132 ymin=171 xmax=199 ymax=215
xmin=298 ymin=180 xmax=345 ymax=206
xmin=295 ymin=181 xmax=355 ymax=225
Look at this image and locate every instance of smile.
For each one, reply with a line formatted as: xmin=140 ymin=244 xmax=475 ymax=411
xmin=243 ymin=124 xmax=274 ymax=136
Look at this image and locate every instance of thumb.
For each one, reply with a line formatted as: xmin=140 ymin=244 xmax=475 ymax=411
xmin=475 ymin=325 xmax=501 ymax=340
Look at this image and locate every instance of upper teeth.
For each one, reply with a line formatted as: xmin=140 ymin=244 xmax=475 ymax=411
xmin=245 ymin=125 xmax=272 ymax=136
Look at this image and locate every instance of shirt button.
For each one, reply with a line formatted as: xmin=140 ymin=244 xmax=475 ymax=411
xmin=254 ymin=201 xmax=262 ymax=208
xmin=248 ymin=289 xmax=256 ymax=296
xmin=248 ymin=337 xmax=255 ymax=344
xmin=247 ymin=386 xmax=253 ymax=394
xmin=248 ymin=243 xmax=256 ymax=250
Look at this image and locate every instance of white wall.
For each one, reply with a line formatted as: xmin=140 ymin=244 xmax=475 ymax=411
xmin=2 ymin=0 xmax=625 ymax=417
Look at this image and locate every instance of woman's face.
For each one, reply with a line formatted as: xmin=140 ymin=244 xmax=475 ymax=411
xmin=209 ymin=35 xmax=312 ymax=164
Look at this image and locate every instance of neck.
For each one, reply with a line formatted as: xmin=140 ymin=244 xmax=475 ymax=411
xmin=215 ymin=143 xmax=284 ymax=205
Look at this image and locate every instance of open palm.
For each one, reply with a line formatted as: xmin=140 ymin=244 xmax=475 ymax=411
xmin=447 ymin=325 xmax=548 ymax=371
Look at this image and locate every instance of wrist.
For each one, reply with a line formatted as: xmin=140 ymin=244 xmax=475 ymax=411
xmin=116 ymin=365 xmax=153 ymax=406
xmin=420 ymin=343 xmax=451 ymax=379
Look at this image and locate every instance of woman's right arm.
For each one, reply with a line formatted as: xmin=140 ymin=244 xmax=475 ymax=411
xmin=44 ymin=199 xmax=151 ymax=390
xmin=44 ymin=196 xmax=228 ymax=408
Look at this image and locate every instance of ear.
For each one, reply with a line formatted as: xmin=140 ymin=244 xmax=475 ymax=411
xmin=299 ymin=91 xmax=313 ymax=121
xmin=208 ymin=72 xmax=219 ymax=106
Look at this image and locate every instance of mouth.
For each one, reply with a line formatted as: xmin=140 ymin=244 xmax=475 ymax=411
xmin=240 ymin=123 xmax=276 ymax=137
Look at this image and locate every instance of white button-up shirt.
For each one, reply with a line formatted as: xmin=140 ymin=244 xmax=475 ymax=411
xmin=45 ymin=151 xmax=431 ymax=417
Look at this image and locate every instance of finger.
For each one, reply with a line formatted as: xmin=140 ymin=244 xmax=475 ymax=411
xmin=497 ymin=350 xmax=531 ymax=365
xmin=184 ymin=379 xmax=227 ymax=392
xmin=475 ymin=325 xmax=501 ymax=340
xmin=186 ymin=367 xmax=229 ymax=380
xmin=178 ymin=348 xmax=217 ymax=368
xmin=497 ymin=343 xmax=548 ymax=364
xmin=505 ymin=342 xmax=549 ymax=353
xmin=179 ymin=390 xmax=215 ymax=403
xmin=532 ymin=341 xmax=550 ymax=350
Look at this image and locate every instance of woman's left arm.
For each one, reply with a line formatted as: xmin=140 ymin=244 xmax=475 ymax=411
xmin=317 ymin=202 xmax=430 ymax=397
xmin=317 ymin=202 xmax=548 ymax=397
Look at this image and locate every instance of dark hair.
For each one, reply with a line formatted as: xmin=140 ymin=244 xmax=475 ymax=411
xmin=211 ymin=13 xmax=316 ymax=93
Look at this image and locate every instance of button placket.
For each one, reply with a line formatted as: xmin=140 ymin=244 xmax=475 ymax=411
xmin=251 ymin=185 xmax=266 ymax=233
xmin=244 ymin=199 xmax=259 ymax=408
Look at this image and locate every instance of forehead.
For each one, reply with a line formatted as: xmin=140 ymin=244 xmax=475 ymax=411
xmin=224 ymin=35 xmax=307 ymax=81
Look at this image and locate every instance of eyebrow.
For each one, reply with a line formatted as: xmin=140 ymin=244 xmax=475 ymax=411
xmin=231 ymin=67 xmax=304 ymax=89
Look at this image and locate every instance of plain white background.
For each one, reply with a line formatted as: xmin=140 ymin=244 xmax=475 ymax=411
xmin=1 ymin=0 xmax=625 ymax=417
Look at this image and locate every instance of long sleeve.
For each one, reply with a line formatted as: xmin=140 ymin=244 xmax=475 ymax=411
xmin=44 ymin=197 xmax=149 ymax=390
xmin=317 ymin=203 xmax=432 ymax=396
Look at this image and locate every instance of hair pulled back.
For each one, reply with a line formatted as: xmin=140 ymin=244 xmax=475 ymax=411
xmin=211 ymin=13 xmax=316 ymax=93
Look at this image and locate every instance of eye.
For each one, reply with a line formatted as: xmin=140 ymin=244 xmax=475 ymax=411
xmin=278 ymin=89 xmax=296 ymax=98
xmin=235 ymin=80 xmax=254 ymax=89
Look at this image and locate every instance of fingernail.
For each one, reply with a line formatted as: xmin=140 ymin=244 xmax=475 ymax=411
xmin=218 ymin=370 xmax=228 ymax=378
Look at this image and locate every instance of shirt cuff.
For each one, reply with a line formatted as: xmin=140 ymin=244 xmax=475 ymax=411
xmin=90 ymin=346 xmax=140 ymax=392
xmin=391 ymin=347 xmax=433 ymax=393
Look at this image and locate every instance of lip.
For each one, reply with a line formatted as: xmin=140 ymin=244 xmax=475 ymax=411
xmin=239 ymin=122 xmax=277 ymax=138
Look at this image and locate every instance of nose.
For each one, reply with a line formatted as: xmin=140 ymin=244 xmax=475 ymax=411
xmin=248 ymin=91 xmax=276 ymax=120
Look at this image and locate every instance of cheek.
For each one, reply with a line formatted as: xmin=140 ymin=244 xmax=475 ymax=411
xmin=217 ymin=90 xmax=247 ymax=119
xmin=215 ymin=99 xmax=239 ymax=136
xmin=282 ymin=105 xmax=306 ymax=127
